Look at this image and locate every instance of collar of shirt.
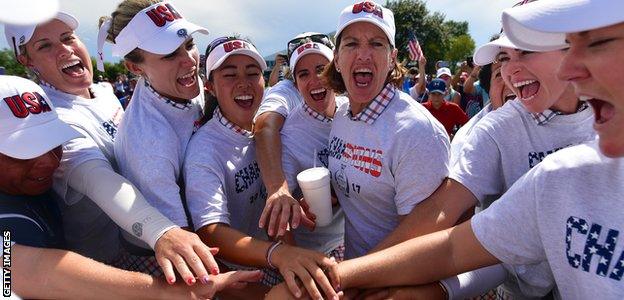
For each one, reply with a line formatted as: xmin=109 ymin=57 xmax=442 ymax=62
xmin=531 ymin=101 xmax=590 ymax=126
xmin=214 ymin=108 xmax=253 ymax=138
xmin=347 ymin=83 xmax=396 ymax=125
xmin=144 ymin=80 xmax=193 ymax=111
xmin=303 ymin=103 xmax=333 ymax=124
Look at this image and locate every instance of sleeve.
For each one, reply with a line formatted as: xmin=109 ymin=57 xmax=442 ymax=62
xmin=471 ymin=165 xmax=547 ymax=265
xmin=394 ymin=126 xmax=450 ymax=215
xmin=440 ymin=264 xmax=508 ymax=300
xmin=184 ymin=151 xmax=231 ymax=230
xmin=409 ymin=86 xmax=420 ymax=101
xmin=254 ymin=85 xmax=290 ymax=122
xmin=53 ymin=126 xmax=109 ymax=205
xmin=67 ymin=160 xmax=178 ymax=249
xmin=449 ymin=126 xmax=504 ymax=203
xmin=0 ymin=216 xmax=47 ymax=248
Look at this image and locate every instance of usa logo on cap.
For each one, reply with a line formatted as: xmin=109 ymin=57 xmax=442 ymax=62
xmin=352 ymin=1 xmax=383 ymax=19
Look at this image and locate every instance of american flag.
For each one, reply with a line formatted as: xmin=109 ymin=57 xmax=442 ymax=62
xmin=407 ymin=31 xmax=423 ymax=61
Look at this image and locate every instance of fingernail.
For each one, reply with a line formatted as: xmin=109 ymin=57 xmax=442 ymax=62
xmin=168 ymin=278 xmax=176 ymax=284
xmin=211 ymin=267 xmax=219 ymax=275
xmin=187 ymin=277 xmax=196 ymax=285
xmin=200 ymin=275 xmax=210 ymax=284
xmin=295 ymin=292 xmax=301 ymax=298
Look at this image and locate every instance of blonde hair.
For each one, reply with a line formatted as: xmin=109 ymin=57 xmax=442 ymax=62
xmin=98 ymin=0 xmax=161 ymax=63
xmin=321 ymin=34 xmax=406 ymax=94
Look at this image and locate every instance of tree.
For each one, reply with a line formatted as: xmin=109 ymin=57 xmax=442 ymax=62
xmin=91 ymin=57 xmax=129 ymax=82
xmin=0 ymin=48 xmax=28 ymax=77
xmin=385 ymin=0 xmax=474 ymax=73
xmin=445 ymin=34 xmax=476 ymax=64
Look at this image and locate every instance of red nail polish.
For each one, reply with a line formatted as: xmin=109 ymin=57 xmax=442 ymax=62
xmin=168 ymin=278 xmax=175 ymax=284
xmin=187 ymin=278 xmax=195 ymax=285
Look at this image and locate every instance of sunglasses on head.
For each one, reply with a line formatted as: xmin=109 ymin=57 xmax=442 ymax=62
xmin=287 ymin=34 xmax=334 ymax=59
xmin=205 ymin=36 xmax=239 ymax=57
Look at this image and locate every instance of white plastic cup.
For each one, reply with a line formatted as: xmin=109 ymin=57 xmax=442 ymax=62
xmin=297 ymin=167 xmax=333 ymax=227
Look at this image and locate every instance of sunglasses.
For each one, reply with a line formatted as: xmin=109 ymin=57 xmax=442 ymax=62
xmin=287 ymin=34 xmax=334 ymax=59
xmin=205 ymin=36 xmax=239 ymax=57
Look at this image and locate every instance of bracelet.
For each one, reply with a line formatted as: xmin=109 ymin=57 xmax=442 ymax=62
xmin=266 ymin=240 xmax=284 ymax=269
xmin=437 ymin=281 xmax=449 ymax=300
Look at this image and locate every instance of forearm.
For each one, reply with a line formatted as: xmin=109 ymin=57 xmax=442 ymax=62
xmin=464 ymin=77 xmax=477 ymax=95
xmin=254 ymin=114 xmax=288 ymax=193
xmin=13 ymin=245 xmax=177 ymax=300
xmin=197 ymin=224 xmax=271 ymax=268
xmin=69 ymin=160 xmax=177 ymax=248
xmin=337 ymin=221 xmax=499 ymax=289
xmin=372 ymin=178 xmax=477 ymax=251
xmin=268 ymin=68 xmax=280 ymax=87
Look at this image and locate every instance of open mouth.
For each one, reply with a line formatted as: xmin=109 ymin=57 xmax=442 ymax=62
xmin=513 ymin=80 xmax=540 ymax=101
xmin=61 ymin=60 xmax=85 ymax=77
xmin=582 ymin=96 xmax=615 ymax=125
xmin=353 ymin=68 xmax=373 ymax=87
xmin=234 ymin=94 xmax=254 ymax=109
xmin=177 ymin=70 xmax=196 ymax=87
xmin=310 ymin=88 xmax=327 ymax=101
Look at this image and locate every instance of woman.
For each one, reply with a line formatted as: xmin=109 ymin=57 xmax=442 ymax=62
xmin=328 ymin=2 xmax=624 ymax=299
xmin=322 ymin=1 xmax=450 ymax=259
xmin=280 ymin=41 xmax=346 ymax=260
xmin=183 ymin=36 xmax=338 ymax=300
xmin=96 ymin=0 xmax=214 ymax=278
xmin=4 ymin=10 xmax=218 ymax=285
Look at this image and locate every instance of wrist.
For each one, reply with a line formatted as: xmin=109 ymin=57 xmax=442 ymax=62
xmin=266 ymin=240 xmax=284 ymax=269
xmin=267 ymin=181 xmax=289 ymax=195
xmin=436 ymin=281 xmax=449 ymax=300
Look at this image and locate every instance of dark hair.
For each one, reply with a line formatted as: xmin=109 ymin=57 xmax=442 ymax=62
xmin=478 ymin=63 xmax=492 ymax=93
xmin=321 ymin=33 xmax=406 ymax=94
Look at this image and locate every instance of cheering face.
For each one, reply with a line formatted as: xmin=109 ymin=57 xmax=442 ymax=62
xmin=0 ymin=147 xmax=62 ymax=196
xmin=295 ymin=54 xmax=335 ymax=115
xmin=335 ymin=22 xmax=397 ymax=113
xmin=129 ymin=39 xmax=200 ymax=102
xmin=207 ymin=55 xmax=264 ymax=130
xmin=20 ymin=20 xmax=93 ymax=96
xmin=489 ymin=61 xmax=516 ymax=110
xmin=558 ymin=23 xmax=624 ymax=158
xmin=498 ymin=47 xmax=575 ymax=114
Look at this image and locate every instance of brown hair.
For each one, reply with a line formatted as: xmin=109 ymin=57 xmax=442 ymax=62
xmin=98 ymin=0 xmax=161 ymax=63
xmin=321 ymin=34 xmax=406 ymax=94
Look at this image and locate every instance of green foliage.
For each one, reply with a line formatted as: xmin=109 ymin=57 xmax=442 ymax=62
xmin=385 ymin=0 xmax=476 ymax=73
xmin=91 ymin=57 xmax=129 ymax=82
xmin=0 ymin=48 xmax=28 ymax=77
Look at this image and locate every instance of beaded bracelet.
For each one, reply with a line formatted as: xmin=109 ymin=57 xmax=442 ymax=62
xmin=266 ymin=240 xmax=284 ymax=269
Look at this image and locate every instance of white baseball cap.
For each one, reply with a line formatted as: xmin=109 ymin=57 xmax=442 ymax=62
xmin=106 ymin=2 xmax=208 ymax=59
xmin=289 ymin=42 xmax=334 ymax=73
xmin=473 ymin=33 xmax=519 ymax=66
xmin=502 ymin=0 xmax=624 ymax=52
xmin=0 ymin=0 xmax=59 ymax=25
xmin=204 ymin=37 xmax=267 ymax=75
xmin=0 ymin=75 xmax=81 ymax=159
xmin=436 ymin=67 xmax=452 ymax=78
xmin=4 ymin=12 xmax=79 ymax=56
xmin=335 ymin=1 xmax=395 ymax=47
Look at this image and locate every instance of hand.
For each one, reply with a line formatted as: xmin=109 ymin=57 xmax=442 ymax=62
xmin=272 ymin=244 xmax=339 ymax=300
xmin=274 ymin=55 xmax=287 ymax=69
xmin=299 ymin=198 xmax=318 ymax=224
xmin=418 ymin=55 xmax=427 ymax=69
xmin=259 ymin=187 xmax=315 ymax=237
xmin=154 ymin=227 xmax=220 ymax=285
xmin=469 ymin=66 xmax=482 ymax=78
xmin=187 ymin=270 xmax=263 ymax=300
xmin=356 ymin=284 xmax=447 ymax=300
xmin=460 ymin=61 xmax=472 ymax=73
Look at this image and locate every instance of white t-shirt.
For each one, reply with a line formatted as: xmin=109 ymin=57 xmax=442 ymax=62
xmin=451 ymin=99 xmax=596 ymax=297
xmin=472 ymin=140 xmax=624 ymax=299
xmin=254 ymin=79 xmax=303 ymax=121
xmin=450 ymin=103 xmax=493 ymax=166
xmin=328 ymin=87 xmax=450 ymax=258
xmin=184 ymin=109 xmax=267 ymax=241
xmin=281 ymin=98 xmax=348 ymax=254
xmin=115 ymin=78 xmax=204 ymax=228
xmin=45 ymin=83 xmax=122 ymax=263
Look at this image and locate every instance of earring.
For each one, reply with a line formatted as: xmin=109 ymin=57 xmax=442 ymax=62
xmin=336 ymin=67 xmax=341 ymax=73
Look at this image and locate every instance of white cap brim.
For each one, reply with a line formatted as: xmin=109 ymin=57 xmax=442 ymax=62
xmin=336 ymin=18 xmax=395 ymax=47
xmin=502 ymin=0 xmax=624 ymax=52
xmin=289 ymin=42 xmax=334 ymax=73
xmin=473 ymin=34 xmax=518 ymax=66
xmin=4 ymin=12 xmax=78 ymax=56
xmin=0 ymin=117 xmax=81 ymax=160
xmin=205 ymin=39 xmax=267 ymax=74
xmin=137 ymin=20 xmax=208 ymax=56
xmin=0 ymin=0 xmax=59 ymax=25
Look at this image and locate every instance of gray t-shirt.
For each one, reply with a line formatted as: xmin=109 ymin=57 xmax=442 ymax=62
xmin=472 ymin=140 xmax=624 ymax=299
xmin=254 ymin=79 xmax=303 ymax=121
xmin=45 ymin=83 xmax=122 ymax=263
xmin=329 ymin=88 xmax=450 ymax=258
xmin=281 ymin=98 xmax=348 ymax=254
xmin=184 ymin=109 xmax=267 ymax=241
xmin=115 ymin=78 xmax=204 ymax=228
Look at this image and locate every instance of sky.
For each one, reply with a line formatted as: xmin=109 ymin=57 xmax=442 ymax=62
xmin=0 ymin=0 xmax=519 ymax=62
